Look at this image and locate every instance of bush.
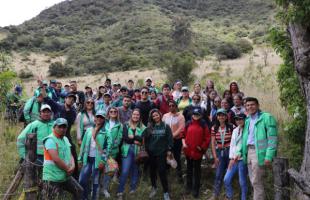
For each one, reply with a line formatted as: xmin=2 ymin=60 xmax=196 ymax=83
xmin=19 ymin=69 xmax=33 ymax=79
xmin=49 ymin=62 xmax=72 ymax=77
xmin=215 ymin=42 xmax=241 ymax=60
xmin=235 ymin=39 xmax=253 ymax=53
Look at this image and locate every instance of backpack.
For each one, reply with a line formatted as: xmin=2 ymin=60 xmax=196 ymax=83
xmin=18 ymin=99 xmax=35 ymax=122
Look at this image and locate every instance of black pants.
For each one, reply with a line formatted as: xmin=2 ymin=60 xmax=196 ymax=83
xmin=42 ymin=176 xmax=83 ymax=200
xmin=186 ymin=157 xmax=202 ymax=194
xmin=149 ymin=153 xmax=169 ymax=193
xmin=173 ymin=138 xmax=183 ymax=177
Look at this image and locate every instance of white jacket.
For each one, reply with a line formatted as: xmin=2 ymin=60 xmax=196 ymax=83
xmin=229 ymin=126 xmax=243 ymax=159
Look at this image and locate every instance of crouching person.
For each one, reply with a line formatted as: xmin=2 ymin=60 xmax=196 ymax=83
xmin=42 ymin=118 xmax=83 ymax=200
xmin=78 ymin=111 xmax=107 ymax=200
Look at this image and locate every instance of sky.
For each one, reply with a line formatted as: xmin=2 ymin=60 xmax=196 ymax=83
xmin=0 ymin=0 xmax=66 ymax=27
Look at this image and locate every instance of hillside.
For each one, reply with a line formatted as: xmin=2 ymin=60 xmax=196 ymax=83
xmin=0 ymin=0 xmax=276 ymax=76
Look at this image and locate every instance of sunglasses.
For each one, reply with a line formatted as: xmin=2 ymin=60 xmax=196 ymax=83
xmin=86 ymin=101 xmax=94 ymax=105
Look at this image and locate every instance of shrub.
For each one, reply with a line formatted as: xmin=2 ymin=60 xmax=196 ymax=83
xmin=19 ymin=69 xmax=33 ymax=79
xmin=235 ymin=39 xmax=253 ymax=53
xmin=49 ymin=61 xmax=72 ymax=77
xmin=215 ymin=42 xmax=241 ymax=60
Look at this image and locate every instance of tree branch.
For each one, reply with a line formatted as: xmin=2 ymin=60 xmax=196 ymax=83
xmin=288 ymin=168 xmax=310 ymax=196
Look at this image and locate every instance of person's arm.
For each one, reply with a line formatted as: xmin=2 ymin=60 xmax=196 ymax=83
xmin=46 ymin=145 xmax=70 ymax=172
xmin=75 ymin=113 xmax=82 ymax=144
xmin=174 ymin=115 xmax=185 ymax=138
xmin=265 ymin=114 xmax=278 ymax=163
xmin=123 ymin=125 xmax=134 ymax=144
xmin=166 ymin=125 xmax=174 ymax=152
xmin=17 ymin=123 xmax=32 ymax=159
xmin=201 ymin=126 xmax=211 ymax=150
xmin=44 ymin=96 xmax=62 ymax=114
xmin=23 ymin=97 xmax=33 ymax=123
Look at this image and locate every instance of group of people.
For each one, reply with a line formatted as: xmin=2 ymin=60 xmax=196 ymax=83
xmin=15 ymin=77 xmax=278 ymax=200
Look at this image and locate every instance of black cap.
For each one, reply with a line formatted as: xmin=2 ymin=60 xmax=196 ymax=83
xmin=192 ymin=107 xmax=202 ymax=115
xmin=65 ymin=92 xmax=76 ymax=101
xmin=234 ymin=113 xmax=247 ymax=120
xmin=120 ymin=86 xmax=128 ymax=92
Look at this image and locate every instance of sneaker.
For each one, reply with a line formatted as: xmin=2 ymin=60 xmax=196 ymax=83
xmin=103 ymin=190 xmax=111 ymax=198
xmin=163 ymin=192 xmax=170 ymax=200
xmin=149 ymin=187 xmax=157 ymax=198
xmin=117 ymin=192 xmax=123 ymax=200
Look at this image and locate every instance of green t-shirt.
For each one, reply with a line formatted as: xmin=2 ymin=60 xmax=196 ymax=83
xmin=43 ymin=135 xmax=71 ymax=182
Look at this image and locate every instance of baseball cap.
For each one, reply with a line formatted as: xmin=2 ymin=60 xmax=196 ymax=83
xmin=112 ymin=82 xmax=119 ymax=86
xmin=50 ymin=80 xmax=57 ymax=84
xmin=40 ymin=104 xmax=52 ymax=112
xmin=216 ymin=108 xmax=227 ymax=115
xmin=192 ymin=107 xmax=202 ymax=115
xmin=145 ymin=77 xmax=152 ymax=82
xmin=120 ymin=86 xmax=128 ymax=92
xmin=96 ymin=110 xmax=106 ymax=118
xmin=104 ymin=93 xmax=111 ymax=97
xmin=234 ymin=113 xmax=247 ymax=120
xmin=181 ymin=86 xmax=189 ymax=92
xmin=53 ymin=118 xmax=68 ymax=127
xmin=42 ymin=80 xmax=48 ymax=86
xmin=65 ymin=92 xmax=77 ymax=101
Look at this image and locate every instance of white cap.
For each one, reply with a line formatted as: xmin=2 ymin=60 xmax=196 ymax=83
xmin=40 ymin=104 xmax=52 ymax=111
xmin=145 ymin=77 xmax=152 ymax=82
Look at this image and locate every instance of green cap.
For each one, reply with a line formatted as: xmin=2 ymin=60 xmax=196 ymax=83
xmin=96 ymin=110 xmax=106 ymax=118
xmin=53 ymin=118 xmax=68 ymax=127
xmin=216 ymin=108 xmax=227 ymax=115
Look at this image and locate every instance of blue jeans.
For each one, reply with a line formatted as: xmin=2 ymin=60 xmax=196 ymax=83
xmin=224 ymin=160 xmax=248 ymax=200
xmin=79 ymin=157 xmax=99 ymax=200
xmin=117 ymin=145 xmax=139 ymax=193
xmin=213 ymin=148 xmax=230 ymax=196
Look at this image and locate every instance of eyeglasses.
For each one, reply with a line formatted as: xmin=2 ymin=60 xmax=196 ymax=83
xmin=86 ymin=102 xmax=94 ymax=105
xmin=109 ymin=110 xmax=118 ymax=114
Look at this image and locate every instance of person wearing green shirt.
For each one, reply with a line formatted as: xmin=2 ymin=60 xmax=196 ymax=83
xmin=23 ymin=92 xmax=44 ymax=125
xmin=78 ymin=111 xmax=107 ymax=200
xmin=236 ymin=97 xmax=278 ymax=200
xmin=42 ymin=118 xmax=83 ymax=200
xmin=101 ymin=106 xmax=123 ymax=198
xmin=145 ymin=109 xmax=173 ymax=200
xmin=17 ymin=104 xmax=54 ymax=164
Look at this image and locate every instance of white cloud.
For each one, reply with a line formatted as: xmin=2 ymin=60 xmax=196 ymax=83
xmin=0 ymin=0 xmax=65 ymax=27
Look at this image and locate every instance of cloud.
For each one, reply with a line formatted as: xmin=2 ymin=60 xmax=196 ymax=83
xmin=0 ymin=0 xmax=65 ymax=27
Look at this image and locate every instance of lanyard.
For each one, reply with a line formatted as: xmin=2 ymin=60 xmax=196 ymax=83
xmin=219 ymin=127 xmax=226 ymax=147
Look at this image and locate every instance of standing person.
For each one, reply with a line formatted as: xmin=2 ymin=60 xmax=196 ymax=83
xmin=155 ymin=84 xmax=173 ymax=115
xmin=23 ymin=92 xmax=44 ymax=125
xmin=201 ymin=90 xmax=218 ymax=116
xmin=224 ymin=113 xmax=248 ymax=200
xmin=220 ymin=98 xmax=235 ymax=125
xmin=42 ymin=118 xmax=83 ymax=200
xmin=163 ymin=100 xmax=185 ymax=182
xmin=44 ymin=92 xmax=79 ymax=179
xmin=183 ymin=94 xmax=209 ymax=125
xmin=231 ymin=94 xmax=246 ymax=115
xmin=236 ymin=97 xmax=278 ymax=200
xmin=117 ymin=109 xmax=146 ymax=199
xmin=177 ymin=86 xmax=192 ymax=113
xmin=96 ymin=93 xmax=111 ymax=114
xmin=127 ymin=79 xmax=135 ymax=97
xmin=69 ymin=80 xmax=85 ymax=112
xmin=113 ymin=86 xmax=128 ymax=107
xmin=85 ymin=86 xmax=95 ymax=100
xmin=172 ymin=80 xmax=182 ymax=100
xmin=118 ymin=95 xmax=133 ymax=124
xmin=132 ymin=89 xmax=141 ymax=103
xmin=149 ymin=89 xmax=158 ymax=103
xmin=49 ymin=80 xmax=59 ymax=102
xmin=204 ymin=80 xmax=215 ymax=97
xmin=210 ymin=96 xmax=221 ymax=124
xmin=183 ymin=107 xmax=211 ymax=198
xmin=17 ymin=105 xmax=54 ymax=165
xmin=104 ymin=78 xmax=112 ymax=94
xmin=95 ymin=85 xmax=107 ymax=104
xmin=229 ymin=81 xmax=244 ymax=97
xmin=78 ymin=111 xmax=107 ymax=200
xmin=190 ymin=82 xmax=206 ymax=101
xmin=101 ymin=106 xmax=123 ymax=198
xmin=210 ymin=109 xmax=234 ymax=200
xmin=223 ymin=90 xmax=234 ymax=109
xmin=134 ymin=87 xmax=156 ymax=126
xmin=76 ymin=98 xmax=95 ymax=145
xmin=145 ymin=109 xmax=173 ymax=200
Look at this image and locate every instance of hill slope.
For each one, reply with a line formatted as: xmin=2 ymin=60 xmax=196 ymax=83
xmin=0 ymin=0 xmax=276 ymax=76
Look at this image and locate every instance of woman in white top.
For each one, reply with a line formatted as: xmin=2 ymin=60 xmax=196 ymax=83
xmin=76 ymin=97 xmax=95 ymax=145
xmin=223 ymin=113 xmax=248 ymax=200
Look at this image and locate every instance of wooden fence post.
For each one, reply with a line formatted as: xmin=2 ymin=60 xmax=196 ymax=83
xmin=2 ymin=163 xmax=24 ymax=200
xmin=273 ymin=157 xmax=290 ymax=200
xmin=24 ymin=133 xmax=37 ymax=200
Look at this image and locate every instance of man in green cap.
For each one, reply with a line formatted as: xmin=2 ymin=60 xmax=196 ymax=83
xmin=42 ymin=118 xmax=83 ymax=200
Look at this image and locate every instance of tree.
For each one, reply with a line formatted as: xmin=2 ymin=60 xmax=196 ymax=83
xmin=160 ymin=51 xmax=197 ymax=85
xmin=273 ymin=0 xmax=310 ymax=199
xmin=171 ymin=17 xmax=192 ymax=50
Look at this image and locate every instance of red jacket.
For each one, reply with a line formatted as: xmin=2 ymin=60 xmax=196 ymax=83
xmin=155 ymin=94 xmax=173 ymax=115
xmin=183 ymin=119 xmax=211 ymax=160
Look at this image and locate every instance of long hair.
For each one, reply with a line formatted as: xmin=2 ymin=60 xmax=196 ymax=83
xmin=147 ymin=108 xmax=163 ymax=128
xmin=129 ymin=108 xmax=143 ymax=129
xmin=213 ymin=114 xmax=233 ymax=133
xmin=106 ymin=106 xmax=120 ymax=122
xmin=81 ymin=97 xmax=95 ymax=116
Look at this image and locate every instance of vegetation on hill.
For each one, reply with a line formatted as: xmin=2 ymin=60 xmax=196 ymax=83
xmin=0 ymin=0 xmax=275 ymax=76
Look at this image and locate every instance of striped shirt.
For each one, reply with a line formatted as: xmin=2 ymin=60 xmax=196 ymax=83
xmin=211 ymin=125 xmax=233 ymax=149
